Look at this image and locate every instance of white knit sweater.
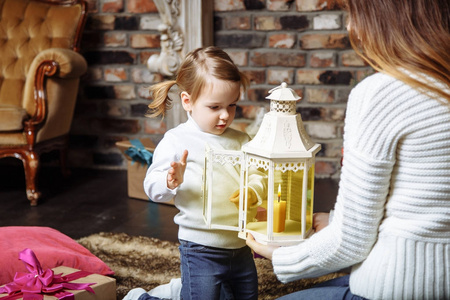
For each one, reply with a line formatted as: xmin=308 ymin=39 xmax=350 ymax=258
xmin=271 ymin=73 xmax=450 ymax=300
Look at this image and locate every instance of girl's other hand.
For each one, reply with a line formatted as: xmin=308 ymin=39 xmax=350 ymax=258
xmin=229 ymin=188 xmax=257 ymax=209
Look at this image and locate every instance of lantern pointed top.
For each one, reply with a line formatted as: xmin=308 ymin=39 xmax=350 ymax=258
xmin=266 ymin=82 xmax=300 ymax=101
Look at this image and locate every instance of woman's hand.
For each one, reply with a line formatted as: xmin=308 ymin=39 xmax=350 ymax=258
xmin=167 ymin=150 xmax=188 ymax=190
xmin=246 ymin=233 xmax=279 ymax=260
xmin=313 ymin=212 xmax=330 ymax=233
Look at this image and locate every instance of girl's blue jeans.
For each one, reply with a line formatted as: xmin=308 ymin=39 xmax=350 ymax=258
xmin=277 ymin=275 xmax=367 ymax=300
xmin=179 ymin=239 xmax=258 ymax=300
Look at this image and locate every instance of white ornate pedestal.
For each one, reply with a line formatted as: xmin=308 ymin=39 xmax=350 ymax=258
xmin=148 ymin=0 xmax=213 ymax=77
xmin=148 ymin=0 xmax=213 ymax=129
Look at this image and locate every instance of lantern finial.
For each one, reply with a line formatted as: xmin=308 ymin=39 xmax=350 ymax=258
xmin=266 ymin=82 xmax=300 ymax=101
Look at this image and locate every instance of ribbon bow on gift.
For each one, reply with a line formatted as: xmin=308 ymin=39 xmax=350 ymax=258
xmin=0 ymin=248 xmax=95 ymax=300
xmin=124 ymin=139 xmax=153 ymax=167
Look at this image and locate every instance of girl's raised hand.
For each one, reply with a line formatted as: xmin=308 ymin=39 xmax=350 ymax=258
xmin=167 ymin=150 xmax=188 ymax=190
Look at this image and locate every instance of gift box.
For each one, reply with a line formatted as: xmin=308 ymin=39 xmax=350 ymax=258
xmin=116 ymin=138 xmax=174 ymax=205
xmin=0 ymin=266 xmax=116 ymax=300
xmin=0 ymin=248 xmax=116 ymax=300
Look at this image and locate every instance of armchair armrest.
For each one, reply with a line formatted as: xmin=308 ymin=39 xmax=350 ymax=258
xmin=24 ymin=48 xmax=87 ymax=113
xmin=22 ymin=48 xmax=87 ymax=143
xmin=32 ymin=48 xmax=88 ymax=79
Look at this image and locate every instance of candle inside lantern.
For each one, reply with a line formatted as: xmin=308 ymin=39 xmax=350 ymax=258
xmin=273 ymin=184 xmax=286 ymax=232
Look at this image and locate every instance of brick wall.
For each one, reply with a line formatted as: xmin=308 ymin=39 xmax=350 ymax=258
xmin=71 ymin=0 xmax=373 ymax=180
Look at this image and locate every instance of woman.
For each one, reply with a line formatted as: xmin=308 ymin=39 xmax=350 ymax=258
xmin=246 ymin=0 xmax=450 ymax=299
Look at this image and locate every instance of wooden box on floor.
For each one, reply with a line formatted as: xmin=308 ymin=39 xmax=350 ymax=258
xmin=116 ymin=138 xmax=174 ymax=205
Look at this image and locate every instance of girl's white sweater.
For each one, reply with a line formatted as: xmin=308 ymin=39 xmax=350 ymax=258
xmin=271 ymin=73 xmax=450 ymax=300
xmin=144 ymin=116 xmax=265 ymax=249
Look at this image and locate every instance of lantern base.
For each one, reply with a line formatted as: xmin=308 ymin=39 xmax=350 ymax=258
xmin=239 ymin=226 xmax=314 ymax=247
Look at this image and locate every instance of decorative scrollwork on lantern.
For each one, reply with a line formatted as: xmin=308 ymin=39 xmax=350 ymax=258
xmin=248 ymin=157 xmax=270 ymax=171
xmin=275 ymin=162 xmax=305 ymax=173
xmin=211 ymin=152 xmax=243 ymax=166
xmin=270 ymin=100 xmax=296 ymax=114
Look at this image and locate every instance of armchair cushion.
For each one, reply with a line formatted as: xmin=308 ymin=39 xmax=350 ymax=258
xmin=0 ymin=105 xmax=27 ymax=131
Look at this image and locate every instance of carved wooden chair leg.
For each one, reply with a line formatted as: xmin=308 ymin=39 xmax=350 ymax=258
xmin=22 ymin=150 xmax=41 ymax=206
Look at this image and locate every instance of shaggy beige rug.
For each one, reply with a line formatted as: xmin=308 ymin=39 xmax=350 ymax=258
xmin=77 ymin=232 xmax=346 ymax=300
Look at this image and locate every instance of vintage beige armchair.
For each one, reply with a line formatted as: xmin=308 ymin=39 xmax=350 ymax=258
xmin=0 ymin=0 xmax=88 ymax=205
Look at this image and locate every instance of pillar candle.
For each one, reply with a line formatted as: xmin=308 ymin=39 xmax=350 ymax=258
xmin=273 ymin=185 xmax=286 ymax=232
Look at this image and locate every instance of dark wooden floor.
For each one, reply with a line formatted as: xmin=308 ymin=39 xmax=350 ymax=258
xmin=0 ymin=159 xmax=339 ymax=243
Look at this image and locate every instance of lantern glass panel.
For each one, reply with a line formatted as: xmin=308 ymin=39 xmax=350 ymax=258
xmin=273 ymin=166 xmax=303 ymax=236
xmin=203 ymin=147 xmax=243 ymax=231
xmin=244 ymin=164 xmax=269 ymax=235
xmin=202 ymin=155 xmax=208 ymax=223
xmin=241 ymin=155 xmax=270 ymax=238
xmin=306 ymin=163 xmax=315 ymax=233
xmin=244 ymin=160 xmax=315 ymax=242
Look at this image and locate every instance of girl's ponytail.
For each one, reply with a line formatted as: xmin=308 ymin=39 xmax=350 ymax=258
xmin=146 ymin=80 xmax=177 ymax=118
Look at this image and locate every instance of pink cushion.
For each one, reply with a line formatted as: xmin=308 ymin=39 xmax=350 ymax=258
xmin=0 ymin=226 xmax=114 ymax=285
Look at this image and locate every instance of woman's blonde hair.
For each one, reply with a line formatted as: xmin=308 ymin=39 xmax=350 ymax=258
xmin=147 ymin=46 xmax=249 ymax=118
xmin=343 ymin=0 xmax=450 ymax=101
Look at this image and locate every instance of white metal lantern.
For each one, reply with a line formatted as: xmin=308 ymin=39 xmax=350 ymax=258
xmin=203 ymin=82 xmax=321 ymax=246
